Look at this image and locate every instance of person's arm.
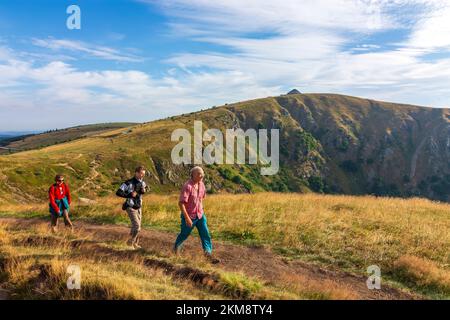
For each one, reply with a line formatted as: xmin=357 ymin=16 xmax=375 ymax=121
xmin=139 ymin=181 xmax=147 ymax=195
xmin=202 ymin=182 xmax=206 ymax=200
xmin=179 ymin=184 xmax=193 ymax=227
xmin=179 ymin=201 xmax=193 ymax=227
xmin=49 ymin=186 xmax=59 ymax=214
xmin=116 ymin=182 xmax=136 ymax=198
xmin=65 ymin=183 xmax=71 ymax=205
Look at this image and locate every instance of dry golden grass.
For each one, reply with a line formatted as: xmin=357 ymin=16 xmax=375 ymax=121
xmin=0 ymin=223 xmax=223 ymax=299
xmin=1 ymin=192 xmax=449 ymax=298
xmin=393 ymin=255 xmax=450 ymax=294
xmin=0 ymin=221 xmax=310 ymax=300
xmin=279 ymin=274 xmax=359 ymax=300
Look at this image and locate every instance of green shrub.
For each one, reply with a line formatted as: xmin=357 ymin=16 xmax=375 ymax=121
xmin=308 ymin=176 xmax=324 ymax=193
xmin=340 ymin=160 xmax=358 ymax=173
xmin=232 ymin=175 xmax=242 ymax=184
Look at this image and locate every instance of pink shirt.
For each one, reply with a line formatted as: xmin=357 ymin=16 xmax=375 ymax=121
xmin=179 ymin=179 xmax=206 ymax=219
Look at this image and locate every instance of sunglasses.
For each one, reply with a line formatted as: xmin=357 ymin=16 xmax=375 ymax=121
xmin=57 ymin=179 xmax=64 ymax=182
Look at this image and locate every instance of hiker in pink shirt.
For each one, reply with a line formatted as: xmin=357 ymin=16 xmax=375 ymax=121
xmin=173 ymin=166 xmax=219 ymax=264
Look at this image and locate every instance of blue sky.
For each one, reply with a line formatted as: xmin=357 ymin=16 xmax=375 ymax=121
xmin=1 ymin=0 xmax=450 ymax=130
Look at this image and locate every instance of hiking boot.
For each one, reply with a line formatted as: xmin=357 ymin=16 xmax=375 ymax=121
xmin=173 ymin=246 xmax=181 ymax=256
xmin=204 ymin=252 xmax=220 ymax=264
xmin=126 ymin=238 xmax=134 ymax=247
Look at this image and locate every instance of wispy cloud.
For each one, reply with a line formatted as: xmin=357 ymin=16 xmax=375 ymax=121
xmin=0 ymin=43 xmax=279 ymax=130
xmin=32 ymin=38 xmax=143 ymax=62
xmin=405 ymin=2 xmax=450 ymax=50
xmin=150 ymin=0 xmax=450 ymax=107
xmin=148 ymin=0 xmax=396 ymax=33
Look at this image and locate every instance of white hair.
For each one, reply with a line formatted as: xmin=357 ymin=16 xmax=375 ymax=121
xmin=190 ymin=166 xmax=204 ymax=177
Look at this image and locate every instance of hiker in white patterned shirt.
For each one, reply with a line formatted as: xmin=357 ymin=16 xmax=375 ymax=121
xmin=116 ymin=166 xmax=147 ymax=249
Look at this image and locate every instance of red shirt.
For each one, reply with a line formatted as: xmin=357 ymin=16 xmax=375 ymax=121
xmin=49 ymin=183 xmax=71 ymax=213
xmin=179 ymin=179 xmax=206 ymax=219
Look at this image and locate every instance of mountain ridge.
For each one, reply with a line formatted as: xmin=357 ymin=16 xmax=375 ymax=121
xmin=0 ymin=93 xmax=448 ymax=203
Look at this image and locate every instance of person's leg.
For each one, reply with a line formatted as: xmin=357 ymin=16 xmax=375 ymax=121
xmin=134 ymin=209 xmax=143 ymax=248
xmin=127 ymin=208 xmax=141 ymax=246
xmin=50 ymin=214 xmax=58 ymax=233
xmin=196 ymin=214 xmax=219 ymax=263
xmin=62 ymin=209 xmax=73 ymax=229
xmin=195 ymin=214 xmax=213 ymax=254
xmin=174 ymin=214 xmax=194 ymax=252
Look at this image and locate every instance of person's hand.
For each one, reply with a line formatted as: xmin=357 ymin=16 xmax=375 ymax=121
xmin=131 ymin=191 xmax=137 ymax=197
xmin=186 ymin=217 xmax=193 ymax=228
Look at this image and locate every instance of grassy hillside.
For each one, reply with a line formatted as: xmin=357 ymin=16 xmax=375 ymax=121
xmin=0 ymin=123 xmax=136 ymax=155
xmin=0 ymin=94 xmax=447 ymax=300
xmin=0 ymin=93 xmax=448 ymax=204
xmin=0 ymin=193 xmax=448 ymax=299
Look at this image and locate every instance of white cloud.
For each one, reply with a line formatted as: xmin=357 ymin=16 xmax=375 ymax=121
xmin=152 ymin=0 xmax=450 ymax=107
xmin=406 ymin=2 xmax=450 ymax=50
xmin=149 ymin=0 xmax=396 ymax=33
xmin=32 ymin=38 xmax=143 ymax=62
xmin=0 ymin=46 xmax=13 ymax=61
xmin=0 ymin=45 xmax=280 ymax=130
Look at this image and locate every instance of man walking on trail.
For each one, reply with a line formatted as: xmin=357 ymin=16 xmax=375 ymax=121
xmin=174 ymin=166 xmax=220 ymax=264
xmin=48 ymin=174 xmax=73 ymax=233
xmin=116 ymin=166 xmax=147 ymax=249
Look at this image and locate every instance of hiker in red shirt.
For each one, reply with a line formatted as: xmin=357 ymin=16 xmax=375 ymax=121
xmin=173 ymin=166 xmax=220 ymax=264
xmin=48 ymin=174 xmax=73 ymax=232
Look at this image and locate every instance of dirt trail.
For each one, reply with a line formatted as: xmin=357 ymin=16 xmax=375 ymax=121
xmin=76 ymin=158 xmax=100 ymax=192
xmin=0 ymin=217 xmax=418 ymax=300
